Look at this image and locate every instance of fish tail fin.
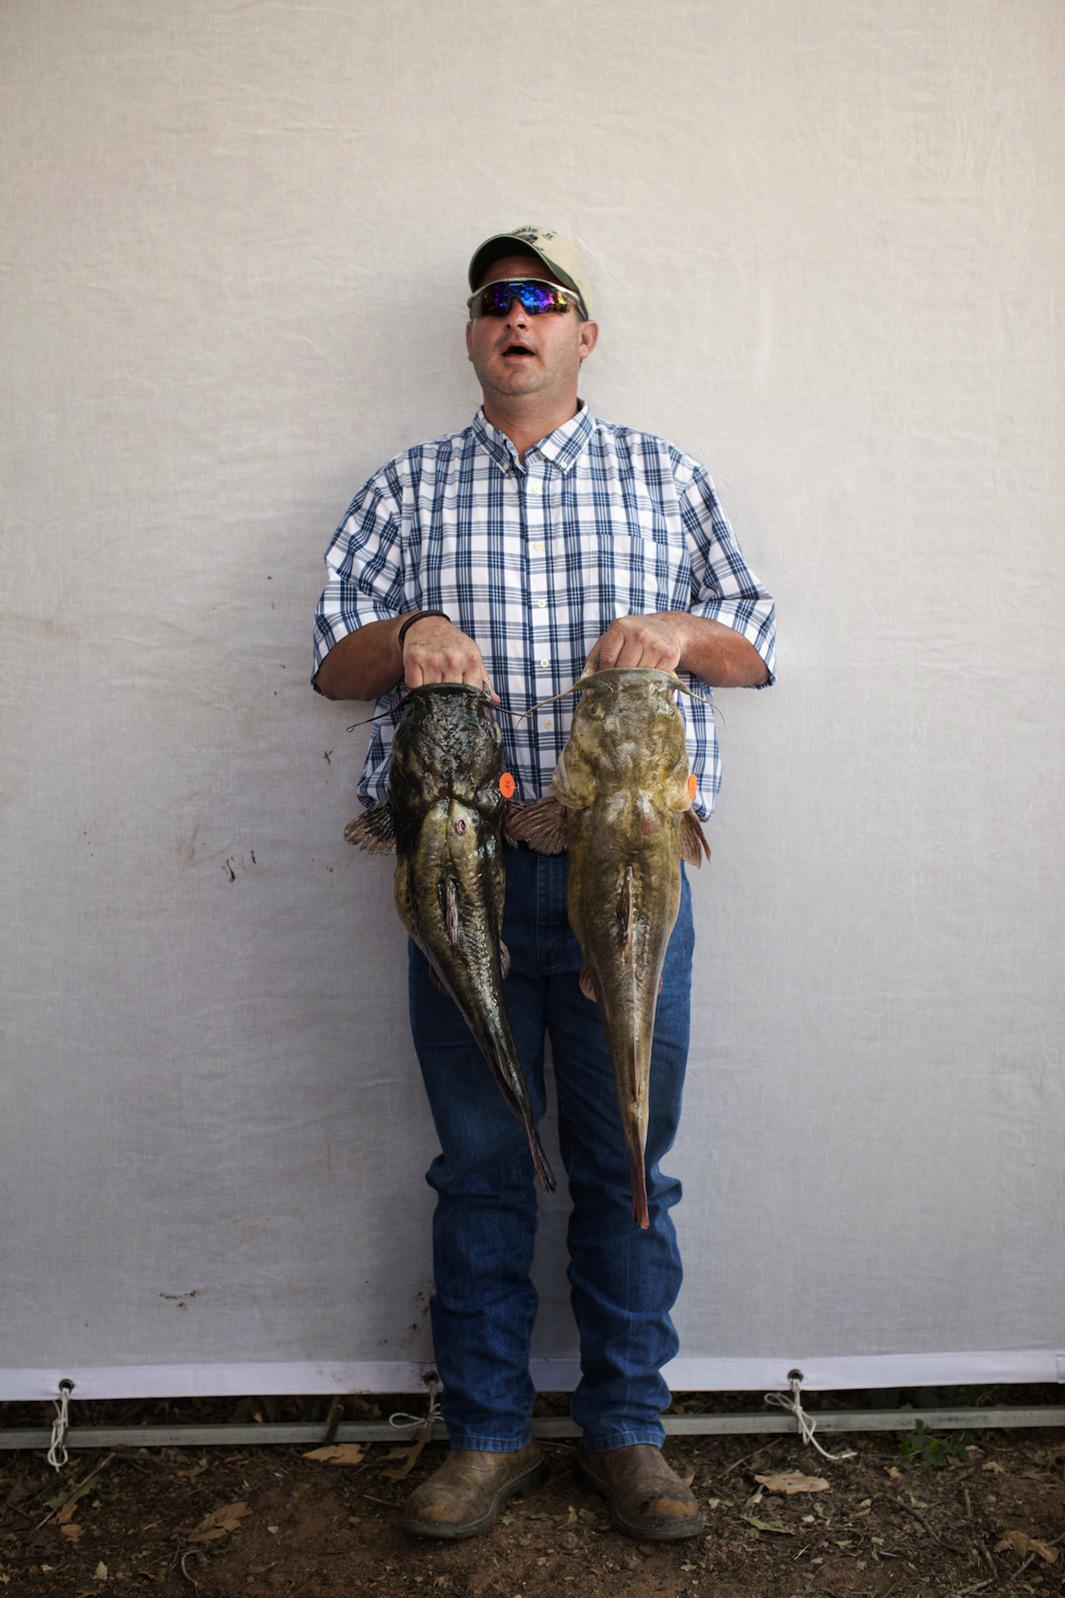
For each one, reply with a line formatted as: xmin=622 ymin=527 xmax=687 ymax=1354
xmin=528 ymin=1122 xmax=557 ymax=1194
xmin=630 ymin=1149 xmax=650 ymax=1230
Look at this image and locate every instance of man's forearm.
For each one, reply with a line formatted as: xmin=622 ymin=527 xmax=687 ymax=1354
xmin=317 ymin=609 xmax=769 ymax=701
xmin=313 ymin=615 xmax=408 ymax=701
xmin=665 ymin=612 xmax=771 ymax=687
xmin=314 ymin=611 xmax=500 ymax=702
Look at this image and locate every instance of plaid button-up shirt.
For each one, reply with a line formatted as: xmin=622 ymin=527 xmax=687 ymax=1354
xmin=313 ymin=402 xmax=776 ymax=820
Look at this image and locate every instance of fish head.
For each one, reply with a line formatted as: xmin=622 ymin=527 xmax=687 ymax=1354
xmin=390 ymin=683 xmax=506 ymax=821
xmin=552 ymin=668 xmax=692 ymax=811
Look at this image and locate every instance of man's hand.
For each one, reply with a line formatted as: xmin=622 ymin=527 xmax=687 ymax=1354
xmin=583 ymin=611 xmax=771 ymax=687
xmin=403 ymin=616 xmax=500 ymax=704
xmin=583 ymin=614 xmax=685 ymax=675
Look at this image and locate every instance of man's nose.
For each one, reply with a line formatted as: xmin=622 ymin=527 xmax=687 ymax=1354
xmin=502 ymin=294 xmax=529 ymax=327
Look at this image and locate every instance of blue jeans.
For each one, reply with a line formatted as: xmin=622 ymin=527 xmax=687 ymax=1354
xmin=407 ymin=844 xmax=695 ymax=1453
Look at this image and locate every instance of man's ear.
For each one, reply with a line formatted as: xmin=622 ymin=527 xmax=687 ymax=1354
xmin=578 ymin=319 xmax=599 ymax=361
xmin=465 ymin=321 xmax=473 ymax=361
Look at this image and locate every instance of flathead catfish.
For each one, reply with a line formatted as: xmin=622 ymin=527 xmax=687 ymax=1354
xmin=344 ymin=683 xmax=556 ymax=1194
xmin=506 ymin=668 xmax=710 ymax=1228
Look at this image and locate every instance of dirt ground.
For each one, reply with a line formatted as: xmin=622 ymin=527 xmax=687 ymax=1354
xmin=2 ymin=1387 xmax=1063 ymax=1598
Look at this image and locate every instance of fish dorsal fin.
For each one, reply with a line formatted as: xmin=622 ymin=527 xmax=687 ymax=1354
xmin=504 ymin=795 xmax=568 ymax=854
xmin=679 ymin=809 xmax=712 ymax=868
xmin=344 ymin=802 xmax=397 ymax=854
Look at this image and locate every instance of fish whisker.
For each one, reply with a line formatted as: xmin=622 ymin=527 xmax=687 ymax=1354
xmin=346 ymin=706 xmax=402 ymax=730
xmin=670 ymin=678 xmax=718 ymax=715
xmin=513 ymin=679 xmax=593 ymax=723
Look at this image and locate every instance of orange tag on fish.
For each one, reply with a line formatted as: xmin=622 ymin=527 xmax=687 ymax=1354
xmin=687 ymin=773 xmax=698 ymax=799
xmin=499 ymin=772 xmax=516 ymax=799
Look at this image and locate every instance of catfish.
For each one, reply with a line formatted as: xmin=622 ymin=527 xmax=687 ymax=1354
xmin=345 ymin=683 xmax=555 ymax=1193
xmin=505 ymin=668 xmax=709 ymax=1227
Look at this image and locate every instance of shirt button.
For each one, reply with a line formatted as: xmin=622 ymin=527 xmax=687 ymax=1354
xmin=539 ymin=658 xmax=549 ymax=668
xmin=532 ymin=540 xmax=544 ymax=553
xmin=536 ymin=598 xmax=547 ymax=609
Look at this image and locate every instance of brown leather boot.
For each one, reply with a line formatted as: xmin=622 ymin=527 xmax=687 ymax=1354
xmin=400 ymin=1443 xmax=549 ymax=1540
xmin=575 ymin=1443 xmax=705 ymax=1540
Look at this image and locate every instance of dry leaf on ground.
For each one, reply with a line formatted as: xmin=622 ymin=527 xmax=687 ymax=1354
xmin=302 ymin=1444 xmax=366 ymax=1465
xmin=742 ymin=1514 xmax=796 ymax=1535
xmin=381 ymin=1431 xmax=432 ymax=1481
xmin=378 ymin=1431 xmax=434 ymax=1476
xmin=188 ymin=1501 xmax=251 ymax=1543
xmin=754 ymin=1470 xmax=830 ymax=1494
xmin=59 ymin=1523 xmax=83 ymax=1542
xmin=994 ymin=1529 xmax=1059 ymax=1563
xmin=44 ymin=1470 xmax=107 ymax=1516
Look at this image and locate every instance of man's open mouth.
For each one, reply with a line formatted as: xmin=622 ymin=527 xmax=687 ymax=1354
xmin=502 ymin=343 xmax=535 ymax=358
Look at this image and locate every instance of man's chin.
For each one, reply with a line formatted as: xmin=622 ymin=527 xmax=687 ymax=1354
xmin=487 ymin=372 xmax=545 ymax=399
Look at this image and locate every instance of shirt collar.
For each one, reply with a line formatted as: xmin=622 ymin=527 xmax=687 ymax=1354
xmin=472 ymin=401 xmax=595 ymax=474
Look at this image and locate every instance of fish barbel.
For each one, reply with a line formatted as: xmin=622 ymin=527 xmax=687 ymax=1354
xmin=345 ymin=683 xmax=556 ymax=1194
xmin=506 ymin=668 xmax=709 ymax=1227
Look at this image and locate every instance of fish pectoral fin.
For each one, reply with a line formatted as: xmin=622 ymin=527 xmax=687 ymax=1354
xmin=579 ymin=966 xmax=598 ymax=1004
xmin=344 ymin=803 xmax=397 ymax=853
xmin=679 ymin=809 xmax=712 ymax=867
xmin=504 ymin=795 xmax=569 ymax=854
xmin=500 ymin=941 xmax=511 ymax=980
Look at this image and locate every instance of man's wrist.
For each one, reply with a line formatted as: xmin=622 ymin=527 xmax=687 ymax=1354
xmin=660 ymin=611 xmax=693 ymax=666
xmin=397 ymin=610 xmax=452 ymax=649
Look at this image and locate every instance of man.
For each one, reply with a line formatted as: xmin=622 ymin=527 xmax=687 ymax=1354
xmin=313 ymin=226 xmax=775 ymax=1541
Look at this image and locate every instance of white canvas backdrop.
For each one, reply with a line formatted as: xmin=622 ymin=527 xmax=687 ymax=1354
xmin=2 ymin=0 xmax=1062 ymax=1404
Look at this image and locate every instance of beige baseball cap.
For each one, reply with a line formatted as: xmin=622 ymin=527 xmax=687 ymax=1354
xmin=468 ymin=225 xmax=593 ymax=319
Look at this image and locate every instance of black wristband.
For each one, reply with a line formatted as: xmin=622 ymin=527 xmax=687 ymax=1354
xmin=397 ymin=609 xmax=452 ymax=647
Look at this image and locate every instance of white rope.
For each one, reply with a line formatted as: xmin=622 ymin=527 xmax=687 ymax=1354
xmin=388 ymin=1375 xmax=442 ymax=1434
xmin=47 ymin=1380 xmax=75 ymax=1471
xmin=763 ymin=1370 xmax=857 ymax=1461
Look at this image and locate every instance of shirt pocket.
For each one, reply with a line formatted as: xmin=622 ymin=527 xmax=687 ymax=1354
xmin=572 ymin=518 xmax=690 ymax=621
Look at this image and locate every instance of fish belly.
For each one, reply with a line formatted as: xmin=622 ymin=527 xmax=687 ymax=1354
xmin=403 ymin=803 xmax=506 ymax=1049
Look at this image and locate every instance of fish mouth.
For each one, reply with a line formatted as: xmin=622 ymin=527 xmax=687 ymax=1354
xmin=402 ymin=681 xmax=493 ymax=702
xmin=579 ymin=666 xmax=682 ymax=688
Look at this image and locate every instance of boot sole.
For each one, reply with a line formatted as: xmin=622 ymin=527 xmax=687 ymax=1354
xmin=400 ymin=1453 xmax=550 ymax=1540
xmin=575 ymin=1451 xmax=706 ymax=1541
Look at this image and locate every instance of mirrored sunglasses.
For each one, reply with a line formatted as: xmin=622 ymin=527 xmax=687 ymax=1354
xmin=467 ymin=278 xmax=584 ymax=320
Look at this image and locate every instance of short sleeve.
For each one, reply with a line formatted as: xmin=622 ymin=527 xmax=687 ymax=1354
xmin=680 ymin=467 xmax=776 ymax=688
xmin=311 ymin=473 xmax=406 ymax=692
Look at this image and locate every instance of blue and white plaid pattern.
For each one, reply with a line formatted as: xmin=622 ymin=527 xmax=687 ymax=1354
xmin=313 ymin=403 xmax=776 ymax=820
